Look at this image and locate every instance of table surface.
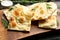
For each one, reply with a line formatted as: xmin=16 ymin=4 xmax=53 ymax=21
xmin=0 ymin=10 xmax=60 ymax=40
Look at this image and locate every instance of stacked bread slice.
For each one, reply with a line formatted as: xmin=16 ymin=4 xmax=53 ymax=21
xmin=28 ymin=2 xmax=57 ymax=29
xmin=37 ymin=2 xmax=57 ymax=29
xmin=3 ymin=2 xmax=57 ymax=31
xmin=38 ymin=16 xmax=57 ymax=29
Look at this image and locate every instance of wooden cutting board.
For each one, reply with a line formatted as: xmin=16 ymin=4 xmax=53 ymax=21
xmin=0 ymin=10 xmax=60 ymax=40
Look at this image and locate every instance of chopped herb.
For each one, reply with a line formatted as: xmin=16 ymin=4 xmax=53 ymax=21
xmin=46 ymin=4 xmax=51 ymax=6
xmin=9 ymin=6 xmax=17 ymax=11
xmin=9 ymin=7 xmax=13 ymax=11
xmin=46 ymin=3 xmax=52 ymax=9
xmin=2 ymin=19 xmax=9 ymax=28
xmin=15 ymin=17 xmax=19 ymax=23
xmin=47 ymin=7 xmax=52 ymax=9
xmin=31 ymin=8 xmax=35 ymax=10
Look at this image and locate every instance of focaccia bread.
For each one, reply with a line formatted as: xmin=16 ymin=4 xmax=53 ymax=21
xmin=3 ymin=4 xmax=31 ymax=31
xmin=3 ymin=2 xmax=57 ymax=31
xmin=28 ymin=2 xmax=57 ymax=20
xmin=38 ymin=16 xmax=57 ymax=28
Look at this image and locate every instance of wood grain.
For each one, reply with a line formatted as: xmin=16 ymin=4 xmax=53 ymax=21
xmin=0 ymin=10 xmax=60 ymax=40
xmin=0 ymin=10 xmax=7 ymax=40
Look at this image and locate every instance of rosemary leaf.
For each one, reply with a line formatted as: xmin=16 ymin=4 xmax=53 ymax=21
xmin=31 ymin=8 xmax=35 ymax=11
xmin=9 ymin=7 xmax=13 ymax=11
xmin=2 ymin=19 xmax=9 ymax=28
xmin=46 ymin=3 xmax=52 ymax=9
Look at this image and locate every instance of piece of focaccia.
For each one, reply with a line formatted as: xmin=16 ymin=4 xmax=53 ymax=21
xmin=28 ymin=2 xmax=57 ymax=20
xmin=38 ymin=16 xmax=57 ymax=29
xmin=3 ymin=4 xmax=31 ymax=31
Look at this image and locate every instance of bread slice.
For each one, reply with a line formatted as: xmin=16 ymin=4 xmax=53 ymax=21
xmin=3 ymin=4 xmax=31 ymax=31
xmin=28 ymin=2 xmax=57 ymax=20
xmin=38 ymin=16 xmax=57 ymax=29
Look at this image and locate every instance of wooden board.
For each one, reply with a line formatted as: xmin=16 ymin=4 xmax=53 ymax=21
xmin=0 ymin=10 xmax=7 ymax=40
xmin=0 ymin=10 xmax=60 ymax=40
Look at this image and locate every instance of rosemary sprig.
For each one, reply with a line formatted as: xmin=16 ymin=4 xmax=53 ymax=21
xmin=2 ymin=19 xmax=9 ymax=28
xmin=9 ymin=7 xmax=13 ymax=11
xmin=46 ymin=3 xmax=52 ymax=9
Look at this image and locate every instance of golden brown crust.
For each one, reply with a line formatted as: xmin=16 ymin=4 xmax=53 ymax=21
xmin=9 ymin=17 xmax=14 ymax=21
xmin=9 ymin=21 xmax=16 ymax=28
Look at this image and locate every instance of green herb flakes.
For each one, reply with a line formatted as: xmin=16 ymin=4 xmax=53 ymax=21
xmin=31 ymin=8 xmax=35 ymax=11
xmin=9 ymin=7 xmax=13 ymax=11
xmin=46 ymin=3 xmax=52 ymax=9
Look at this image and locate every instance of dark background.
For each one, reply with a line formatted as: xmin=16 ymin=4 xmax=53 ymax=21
xmin=19 ymin=30 xmax=60 ymax=40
